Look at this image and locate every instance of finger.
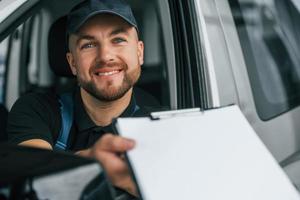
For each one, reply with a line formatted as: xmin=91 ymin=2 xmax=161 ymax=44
xmin=96 ymin=134 xmax=135 ymax=153
xmin=97 ymin=151 xmax=128 ymax=174
xmin=91 ymin=135 xmax=131 ymax=172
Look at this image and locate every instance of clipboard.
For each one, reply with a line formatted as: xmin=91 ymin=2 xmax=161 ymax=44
xmin=114 ymin=105 xmax=300 ymax=200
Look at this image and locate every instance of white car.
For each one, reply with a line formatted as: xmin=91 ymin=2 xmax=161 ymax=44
xmin=0 ymin=0 xmax=300 ymax=199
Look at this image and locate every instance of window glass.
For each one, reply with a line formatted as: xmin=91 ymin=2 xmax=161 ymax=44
xmin=229 ymin=0 xmax=300 ymax=120
xmin=0 ymin=0 xmax=28 ymax=23
xmin=0 ymin=37 xmax=9 ymax=103
xmin=129 ymin=0 xmax=170 ymax=107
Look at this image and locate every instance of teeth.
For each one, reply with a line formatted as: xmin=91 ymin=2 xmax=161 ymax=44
xmin=96 ymin=70 xmax=119 ymax=76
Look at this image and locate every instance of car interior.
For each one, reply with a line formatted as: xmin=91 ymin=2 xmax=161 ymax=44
xmin=0 ymin=0 xmax=171 ymax=198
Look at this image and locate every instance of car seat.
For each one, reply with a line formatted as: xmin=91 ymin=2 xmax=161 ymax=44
xmin=48 ymin=16 xmax=77 ymax=94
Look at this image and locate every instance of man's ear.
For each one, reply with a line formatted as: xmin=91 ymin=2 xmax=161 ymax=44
xmin=66 ymin=52 xmax=77 ymax=76
xmin=137 ymin=41 xmax=144 ymax=65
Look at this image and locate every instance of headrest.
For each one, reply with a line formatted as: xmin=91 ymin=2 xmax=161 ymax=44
xmin=48 ymin=15 xmax=74 ymax=77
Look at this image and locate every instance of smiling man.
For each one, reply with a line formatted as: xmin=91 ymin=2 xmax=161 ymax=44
xmin=66 ymin=12 xmax=144 ymax=127
xmin=7 ymin=0 xmax=156 ymax=199
xmin=67 ymin=13 xmax=143 ymax=103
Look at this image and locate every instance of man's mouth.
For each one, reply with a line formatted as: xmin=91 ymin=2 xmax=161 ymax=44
xmin=95 ymin=70 xmax=121 ymax=76
xmin=94 ymin=68 xmax=123 ymax=76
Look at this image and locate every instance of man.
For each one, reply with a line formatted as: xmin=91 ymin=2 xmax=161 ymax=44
xmin=7 ymin=0 xmax=154 ymax=198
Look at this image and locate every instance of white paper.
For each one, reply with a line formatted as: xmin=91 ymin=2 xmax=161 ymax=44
xmin=116 ymin=105 xmax=300 ymax=200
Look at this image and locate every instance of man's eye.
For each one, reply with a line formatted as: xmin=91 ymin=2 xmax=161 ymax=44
xmin=81 ymin=43 xmax=96 ymax=49
xmin=113 ymin=38 xmax=126 ymax=44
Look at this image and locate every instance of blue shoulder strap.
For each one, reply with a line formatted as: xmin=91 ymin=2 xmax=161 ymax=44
xmin=54 ymin=93 xmax=74 ymax=151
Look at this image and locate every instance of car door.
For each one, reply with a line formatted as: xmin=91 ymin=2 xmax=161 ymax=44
xmin=166 ymin=0 xmax=300 ymax=191
xmin=225 ymin=0 xmax=300 ymax=188
xmin=0 ymin=0 xmax=41 ymax=110
xmin=179 ymin=0 xmax=300 ymax=163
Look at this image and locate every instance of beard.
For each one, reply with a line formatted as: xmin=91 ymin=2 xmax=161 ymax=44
xmin=77 ymin=62 xmax=141 ymax=102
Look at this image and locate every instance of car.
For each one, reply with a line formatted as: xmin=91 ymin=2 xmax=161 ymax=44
xmin=0 ymin=0 xmax=300 ymax=199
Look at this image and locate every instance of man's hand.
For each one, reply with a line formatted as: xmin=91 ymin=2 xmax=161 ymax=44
xmin=76 ymin=134 xmax=138 ymax=196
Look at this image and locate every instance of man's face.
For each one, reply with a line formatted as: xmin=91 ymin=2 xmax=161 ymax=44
xmin=66 ymin=14 xmax=144 ymax=101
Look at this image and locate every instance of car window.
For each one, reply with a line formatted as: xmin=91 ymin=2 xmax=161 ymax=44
xmin=0 ymin=37 xmax=9 ymax=103
xmin=229 ymin=0 xmax=300 ymax=120
xmin=5 ymin=23 xmax=26 ymax=109
xmin=0 ymin=0 xmax=29 ymax=23
xmin=131 ymin=0 xmax=170 ymax=108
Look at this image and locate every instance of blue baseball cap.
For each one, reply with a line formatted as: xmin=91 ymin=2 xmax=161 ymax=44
xmin=66 ymin=0 xmax=138 ymax=35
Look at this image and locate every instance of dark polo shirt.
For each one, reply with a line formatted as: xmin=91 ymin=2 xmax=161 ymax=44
xmin=69 ymin=88 xmax=148 ymax=151
xmin=7 ymin=87 xmax=159 ymax=150
xmin=7 ymin=87 xmax=161 ymax=200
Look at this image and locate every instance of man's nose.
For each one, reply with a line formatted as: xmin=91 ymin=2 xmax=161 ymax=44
xmin=97 ymin=43 xmax=115 ymax=63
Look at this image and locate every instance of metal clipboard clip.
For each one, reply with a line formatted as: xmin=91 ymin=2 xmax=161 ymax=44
xmin=150 ymin=104 xmax=235 ymax=120
xmin=150 ymin=108 xmax=202 ymax=120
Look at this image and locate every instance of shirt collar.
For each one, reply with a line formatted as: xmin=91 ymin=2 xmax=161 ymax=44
xmin=74 ymin=88 xmax=138 ymax=132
